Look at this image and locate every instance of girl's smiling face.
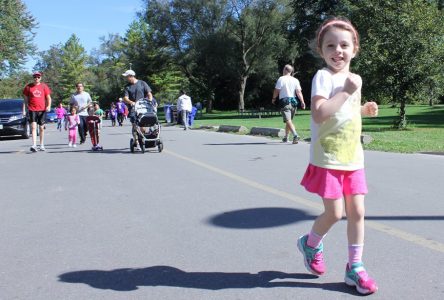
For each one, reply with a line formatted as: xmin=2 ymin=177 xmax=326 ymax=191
xmin=320 ymin=27 xmax=357 ymax=73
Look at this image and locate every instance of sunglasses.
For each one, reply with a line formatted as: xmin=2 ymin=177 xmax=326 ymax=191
xmin=33 ymin=76 xmax=41 ymax=79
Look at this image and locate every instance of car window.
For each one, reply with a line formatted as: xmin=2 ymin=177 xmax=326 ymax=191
xmin=0 ymin=100 xmax=23 ymax=111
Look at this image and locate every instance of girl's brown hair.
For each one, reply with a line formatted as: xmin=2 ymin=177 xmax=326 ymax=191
xmin=316 ymin=17 xmax=360 ymax=54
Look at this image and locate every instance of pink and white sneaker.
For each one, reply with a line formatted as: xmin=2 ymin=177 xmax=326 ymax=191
xmin=297 ymin=235 xmax=326 ymax=275
xmin=344 ymin=262 xmax=378 ymax=294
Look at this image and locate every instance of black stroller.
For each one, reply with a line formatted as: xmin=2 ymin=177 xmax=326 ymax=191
xmin=130 ymin=98 xmax=163 ymax=153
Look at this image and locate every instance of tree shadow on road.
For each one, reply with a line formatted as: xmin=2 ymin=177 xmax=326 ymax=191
xmin=59 ymin=265 xmax=359 ymax=295
xmin=206 ymin=207 xmax=444 ymax=230
xmin=207 ymin=207 xmax=315 ymax=229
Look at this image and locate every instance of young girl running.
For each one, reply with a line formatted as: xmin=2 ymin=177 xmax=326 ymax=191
xmin=67 ymin=106 xmax=80 ymax=147
xmin=297 ymin=17 xmax=379 ymax=295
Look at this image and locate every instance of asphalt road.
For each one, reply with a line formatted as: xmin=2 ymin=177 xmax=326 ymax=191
xmin=1 ymin=120 xmax=443 ymax=300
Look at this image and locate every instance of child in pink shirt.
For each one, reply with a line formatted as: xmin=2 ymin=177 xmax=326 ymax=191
xmin=55 ymin=103 xmax=67 ymax=131
xmin=66 ymin=106 xmax=80 ymax=147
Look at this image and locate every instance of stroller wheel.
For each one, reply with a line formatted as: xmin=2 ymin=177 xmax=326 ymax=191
xmin=139 ymin=137 xmax=145 ymax=153
xmin=130 ymin=138 xmax=135 ymax=153
xmin=158 ymin=142 xmax=163 ymax=152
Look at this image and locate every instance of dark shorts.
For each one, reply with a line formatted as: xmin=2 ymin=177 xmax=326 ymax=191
xmin=129 ymin=110 xmax=136 ymax=123
xmin=29 ymin=111 xmax=47 ymax=126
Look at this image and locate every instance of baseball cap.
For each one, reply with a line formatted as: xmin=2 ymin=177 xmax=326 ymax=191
xmin=33 ymin=71 xmax=42 ymax=77
xmin=122 ymin=70 xmax=136 ymax=77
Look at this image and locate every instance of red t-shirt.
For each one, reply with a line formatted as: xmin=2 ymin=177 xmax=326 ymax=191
xmin=23 ymin=83 xmax=51 ymax=111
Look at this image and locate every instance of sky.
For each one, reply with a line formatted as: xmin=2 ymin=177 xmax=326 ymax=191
xmin=23 ymin=0 xmax=144 ymax=71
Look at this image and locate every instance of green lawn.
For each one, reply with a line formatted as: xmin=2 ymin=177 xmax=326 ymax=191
xmin=191 ymin=105 xmax=444 ymax=153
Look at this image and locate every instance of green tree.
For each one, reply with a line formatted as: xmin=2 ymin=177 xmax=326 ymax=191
xmin=34 ymin=45 xmax=65 ymax=103
xmin=289 ymin=0 xmax=344 ymax=99
xmin=34 ymin=35 xmax=90 ymax=105
xmin=89 ymin=33 xmax=128 ymax=107
xmin=142 ymin=0 xmax=231 ymax=111
xmin=123 ymin=19 xmax=170 ymax=81
xmin=346 ymin=0 xmax=444 ymax=128
xmin=226 ymin=0 xmax=291 ymax=110
xmin=143 ymin=0 xmax=291 ymax=111
xmin=0 ymin=0 xmax=37 ymax=76
xmin=150 ymin=67 xmax=189 ymax=103
xmin=0 ymin=71 xmax=30 ymax=98
xmin=59 ymin=34 xmax=89 ymax=100
xmin=290 ymin=0 xmax=444 ymax=128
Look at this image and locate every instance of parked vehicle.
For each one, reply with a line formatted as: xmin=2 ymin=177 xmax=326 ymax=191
xmin=46 ymin=108 xmax=57 ymax=123
xmin=0 ymin=99 xmax=29 ymax=138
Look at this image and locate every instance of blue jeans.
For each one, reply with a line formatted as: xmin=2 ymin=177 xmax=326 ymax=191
xmin=57 ymin=118 xmax=63 ymax=131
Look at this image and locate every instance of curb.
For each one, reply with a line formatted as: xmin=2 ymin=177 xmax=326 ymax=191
xmin=250 ymin=127 xmax=285 ymax=138
xmin=196 ymin=125 xmax=219 ymax=131
xmin=194 ymin=124 xmax=373 ymax=145
xmin=217 ymin=125 xmax=248 ymax=134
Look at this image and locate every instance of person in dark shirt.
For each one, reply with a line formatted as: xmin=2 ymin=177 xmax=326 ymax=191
xmin=122 ymin=70 xmax=153 ymax=151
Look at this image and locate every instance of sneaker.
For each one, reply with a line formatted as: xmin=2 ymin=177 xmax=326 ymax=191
xmin=344 ymin=262 xmax=378 ymax=295
xmin=292 ymin=136 xmax=300 ymax=144
xmin=30 ymin=145 xmax=38 ymax=152
xmin=68 ymin=142 xmax=72 ymax=147
xmin=136 ymin=145 xmax=141 ymax=151
xmin=282 ymin=137 xmax=288 ymax=143
xmin=38 ymin=145 xmax=46 ymax=151
xmin=73 ymin=144 xmax=77 ymax=148
xmin=297 ymin=235 xmax=326 ymax=275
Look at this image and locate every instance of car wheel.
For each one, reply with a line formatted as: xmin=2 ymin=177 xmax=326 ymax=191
xmin=22 ymin=122 xmax=30 ymax=139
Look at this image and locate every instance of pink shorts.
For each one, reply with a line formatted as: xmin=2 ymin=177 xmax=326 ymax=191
xmin=300 ymin=164 xmax=368 ymax=199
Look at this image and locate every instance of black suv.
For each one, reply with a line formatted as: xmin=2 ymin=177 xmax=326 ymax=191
xmin=0 ymin=99 xmax=30 ymax=138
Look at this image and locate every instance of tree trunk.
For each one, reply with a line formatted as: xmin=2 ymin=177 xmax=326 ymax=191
xmin=238 ymin=75 xmax=248 ymax=111
xmin=394 ymin=97 xmax=407 ymax=129
xmin=206 ymin=91 xmax=214 ymax=113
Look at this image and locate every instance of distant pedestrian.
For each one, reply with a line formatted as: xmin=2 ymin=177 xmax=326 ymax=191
xmin=272 ymin=64 xmax=306 ymax=144
xmin=66 ymin=106 xmax=80 ymax=147
xmin=116 ymin=98 xmax=126 ymax=126
xmin=109 ymin=103 xmax=117 ymax=127
xmin=297 ymin=17 xmax=379 ymax=295
xmin=124 ymin=104 xmax=129 ymax=120
xmin=69 ymin=82 xmax=92 ymax=144
xmin=22 ymin=71 xmax=52 ymax=152
xmin=176 ymin=90 xmax=192 ymax=130
xmin=55 ymin=102 xmax=67 ymax=132
xmin=94 ymin=102 xmax=104 ymax=129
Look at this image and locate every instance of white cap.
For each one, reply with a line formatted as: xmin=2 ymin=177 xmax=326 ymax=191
xmin=122 ymin=70 xmax=135 ymax=77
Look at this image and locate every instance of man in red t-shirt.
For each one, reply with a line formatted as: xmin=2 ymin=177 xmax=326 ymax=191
xmin=22 ymin=71 xmax=52 ymax=152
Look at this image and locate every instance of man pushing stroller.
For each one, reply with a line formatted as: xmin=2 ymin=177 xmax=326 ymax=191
xmin=122 ymin=69 xmax=153 ymax=151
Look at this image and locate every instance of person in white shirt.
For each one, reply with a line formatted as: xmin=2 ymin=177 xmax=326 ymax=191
xmin=272 ymin=65 xmax=306 ymax=144
xmin=177 ymin=90 xmax=192 ymax=130
xmin=69 ymin=82 xmax=92 ymax=144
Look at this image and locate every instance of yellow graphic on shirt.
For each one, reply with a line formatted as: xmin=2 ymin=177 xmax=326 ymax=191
xmin=320 ymin=116 xmax=361 ymax=164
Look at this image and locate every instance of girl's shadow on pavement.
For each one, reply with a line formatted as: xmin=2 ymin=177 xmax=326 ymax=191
xmin=59 ymin=266 xmax=360 ymax=295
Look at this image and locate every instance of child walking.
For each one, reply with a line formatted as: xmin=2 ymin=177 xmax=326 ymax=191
xmin=297 ymin=17 xmax=379 ymax=295
xmin=66 ymin=106 xmax=80 ymax=147
xmin=55 ymin=103 xmax=66 ymax=131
